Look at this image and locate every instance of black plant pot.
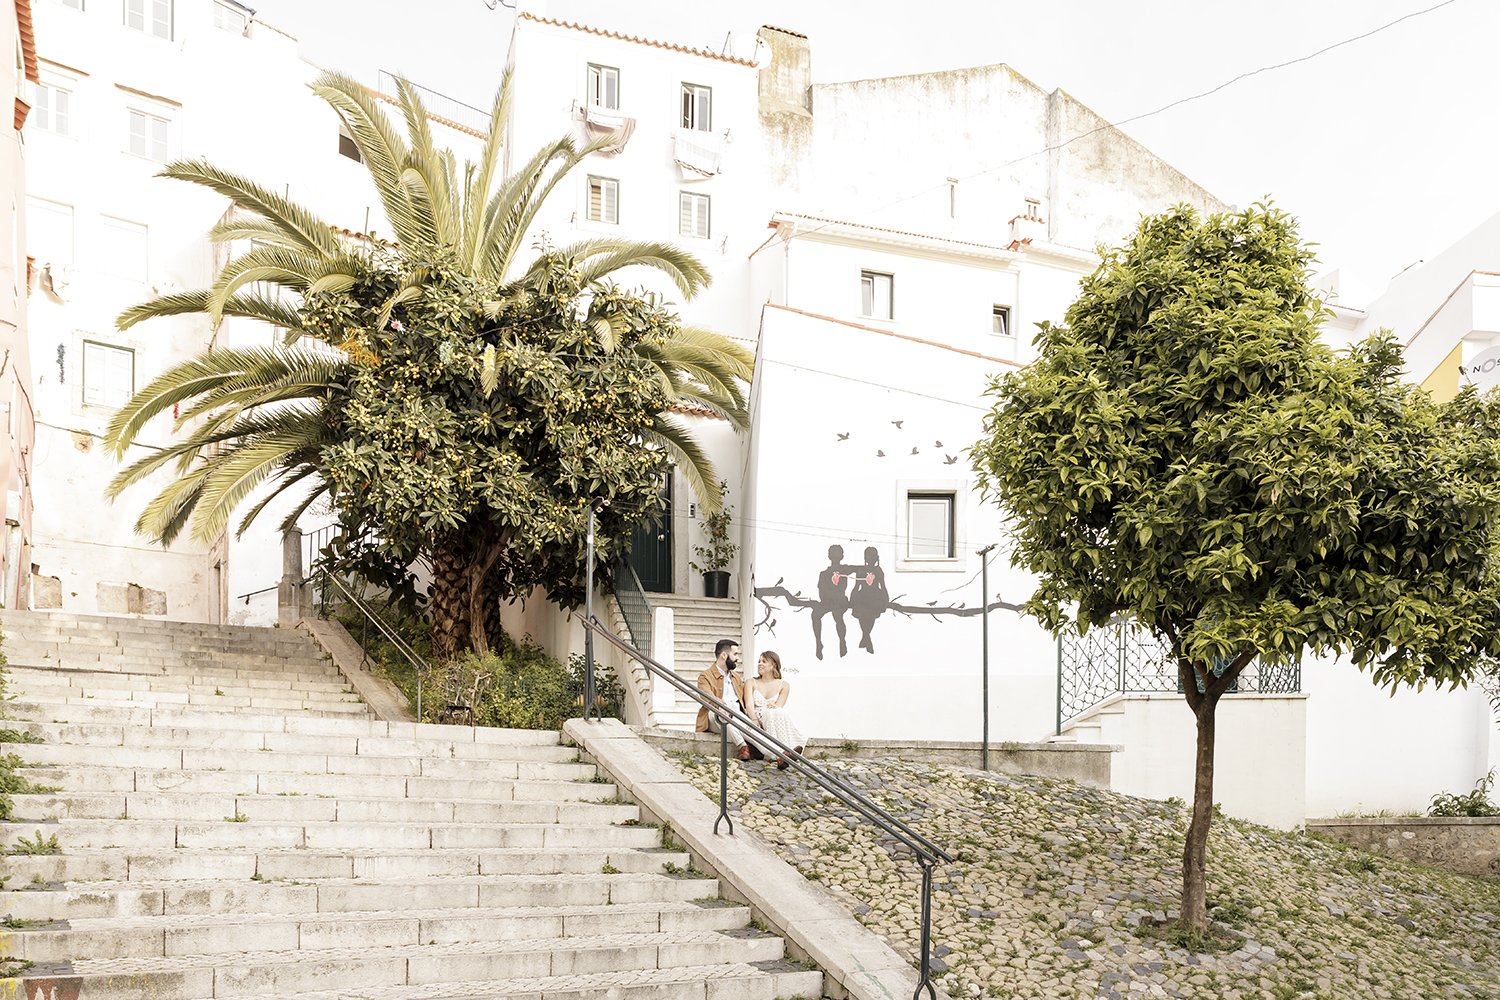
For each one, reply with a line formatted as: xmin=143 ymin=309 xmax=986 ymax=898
xmin=702 ymin=571 xmax=730 ymax=598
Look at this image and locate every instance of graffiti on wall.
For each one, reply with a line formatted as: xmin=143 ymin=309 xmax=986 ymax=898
xmin=753 ymin=543 xmax=1022 ymax=659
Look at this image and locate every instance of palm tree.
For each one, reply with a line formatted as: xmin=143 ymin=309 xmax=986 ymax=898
xmin=105 ymin=71 xmax=751 ymax=655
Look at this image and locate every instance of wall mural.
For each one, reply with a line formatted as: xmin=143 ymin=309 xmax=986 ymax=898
xmin=753 ymin=544 xmax=1023 ymax=659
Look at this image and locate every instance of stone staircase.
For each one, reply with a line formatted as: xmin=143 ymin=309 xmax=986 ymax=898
xmin=647 ymin=595 xmax=742 ymax=731
xmin=0 ymin=610 xmax=822 ymax=1000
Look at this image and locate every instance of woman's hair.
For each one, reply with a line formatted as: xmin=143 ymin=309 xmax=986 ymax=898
xmin=759 ymin=650 xmax=783 ymax=680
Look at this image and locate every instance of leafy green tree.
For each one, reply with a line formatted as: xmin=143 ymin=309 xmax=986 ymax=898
xmin=104 ymin=71 xmax=751 ymax=658
xmin=972 ymin=204 xmax=1500 ymax=931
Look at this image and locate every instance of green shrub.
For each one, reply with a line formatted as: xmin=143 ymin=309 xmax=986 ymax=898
xmin=1429 ymin=770 xmax=1500 ymax=817
xmin=412 ymin=641 xmax=622 ymax=730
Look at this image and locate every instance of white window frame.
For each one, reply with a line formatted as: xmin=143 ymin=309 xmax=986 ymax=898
xmin=679 ymin=191 xmax=709 ymax=240
xmin=587 ymin=175 xmax=618 ymax=225
xmin=126 ymin=106 xmax=171 ymax=162
xmin=896 ymin=481 xmax=965 ymax=572
xmin=26 ymin=196 xmax=75 ymax=266
xmin=991 ymin=305 xmax=1014 ymax=339
xmin=123 ymin=0 xmax=173 ymax=39
xmin=97 ymin=215 xmax=148 ymax=283
xmin=58 ymin=0 xmax=84 ymax=9
xmin=212 ymin=1 xmax=249 ymax=35
xmin=861 ymin=270 xmax=894 ymax=321
xmin=81 ymin=340 xmax=136 ymax=408
xmin=587 ymin=63 xmax=619 ymax=110
xmin=29 ymin=79 xmax=73 ymax=136
xmin=681 ymin=82 xmax=711 ymax=131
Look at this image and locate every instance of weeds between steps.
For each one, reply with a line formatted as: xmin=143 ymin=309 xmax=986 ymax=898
xmin=0 ymin=641 xmax=61 ymax=821
xmin=7 ymin=832 xmax=61 ymax=855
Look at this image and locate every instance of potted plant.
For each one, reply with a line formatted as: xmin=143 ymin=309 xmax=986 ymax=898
xmin=690 ymin=481 xmax=738 ymax=598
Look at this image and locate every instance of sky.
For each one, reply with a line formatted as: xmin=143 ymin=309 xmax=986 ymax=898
xmin=251 ymin=0 xmax=1500 ymax=307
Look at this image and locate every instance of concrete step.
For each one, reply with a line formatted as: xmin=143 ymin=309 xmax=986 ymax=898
xmin=6 ymin=899 xmax=752 ymax=962
xmin=9 ymin=931 xmax=785 ymax=999
xmin=7 ymin=667 xmax=353 ymax=694
xmin=4 ymin=869 xmax=720 ymax=923
xmin=0 ymin=608 xmax=307 ymax=637
xmin=8 ymin=691 xmax=372 ymax=716
xmin=8 ymin=791 xmax=636 ymax=825
xmin=0 ymin=703 xmax=561 ymax=744
xmin=16 ymin=765 xmax=617 ymax=802
xmin=0 ymin=817 xmax=663 ymax=851
xmin=5 ymin=721 xmax=580 ymax=762
xmin=275 ymin=963 xmax=824 ymax=1000
xmin=0 ymin=847 xmax=689 ymax=894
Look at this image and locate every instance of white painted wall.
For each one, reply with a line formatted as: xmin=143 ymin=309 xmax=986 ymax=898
xmin=1098 ymin=694 xmax=1308 ymax=830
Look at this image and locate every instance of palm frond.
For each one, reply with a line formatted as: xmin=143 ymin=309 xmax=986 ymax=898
xmin=117 ymin=290 xmax=304 ymax=334
xmin=553 ymin=239 xmax=713 ymax=299
xmin=159 ymin=159 xmax=338 ymax=256
xmin=191 ymin=422 xmax=326 ymax=542
xmin=646 ymin=414 xmax=721 ymax=514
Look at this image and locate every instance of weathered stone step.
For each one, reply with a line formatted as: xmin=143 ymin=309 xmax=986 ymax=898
xmin=277 ymin=962 xmax=823 ymax=1000
xmin=17 ymin=765 xmax=616 ymax=802
xmin=7 ymin=899 xmax=749 ymax=962
xmin=8 ymin=691 xmax=372 ymax=716
xmin=1 ymin=847 xmax=687 ymax=894
xmin=16 ymin=929 xmax=782 ymax=999
xmin=1 ymin=703 xmax=560 ymax=745
xmin=0 ymin=817 xmax=660 ymax=851
xmin=9 ymin=742 xmax=594 ymax=781
xmin=9 ymin=791 xmax=635 ymax=825
xmin=0 ymin=608 xmax=308 ymax=637
xmin=7 ymin=669 xmax=354 ymax=696
xmin=6 ymin=721 xmax=578 ymax=762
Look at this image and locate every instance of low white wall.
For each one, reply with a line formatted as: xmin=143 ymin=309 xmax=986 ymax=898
xmin=1102 ymin=693 xmax=1308 ymax=830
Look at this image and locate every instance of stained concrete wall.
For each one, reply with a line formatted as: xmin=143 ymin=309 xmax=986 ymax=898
xmin=1306 ymin=817 xmax=1500 ymax=879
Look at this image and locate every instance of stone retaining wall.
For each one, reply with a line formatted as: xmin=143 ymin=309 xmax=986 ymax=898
xmin=637 ymin=728 xmax=1115 ymax=788
xmin=1306 ymin=817 xmax=1500 ymax=878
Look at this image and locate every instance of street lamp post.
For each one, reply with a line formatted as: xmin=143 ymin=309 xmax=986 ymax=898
xmin=977 ymin=542 xmax=996 ymax=770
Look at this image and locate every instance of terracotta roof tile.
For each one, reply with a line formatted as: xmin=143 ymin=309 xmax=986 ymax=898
xmin=519 ymin=13 xmax=757 ymax=68
xmin=668 ymin=404 xmax=726 ymax=420
xmin=15 ymin=0 xmax=38 ymax=83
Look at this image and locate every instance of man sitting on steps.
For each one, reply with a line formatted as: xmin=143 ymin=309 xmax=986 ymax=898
xmin=695 ymin=638 xmax=761 ymax=761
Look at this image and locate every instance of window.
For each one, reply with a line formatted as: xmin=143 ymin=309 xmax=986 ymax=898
xmin=337 ymin=123 xmax=362 ymax=163
xmin=213 ymin=1 xmax=248 ymax=33
xmin=861 ymin=270 xmax=893 ymax=320
xmin=906 ymin=492 xmax=955 ymax=560
xmin=26 ymin=197 xmax=74 ymax=265
xmin=98 ymin=216 xmax=148 ymax=283
xmin=991 ymin=305 xmax=1011 ymax=338
xmin=82 ymin=341 xmax=135 ymax=407
xmin=588 ymin=64 xmax=619 ymax=110
xmin=29 ymin=81 xmax=71 ymax=135
xmin=679 ymin=191 xmax=709 ymax=239
xmin=587 ymin=175 xmax=618 ymax=225
xmin=127 ymin=108 xmax=170 ymax=161
xmin=681 ymin=83 xmax=711 ymax=131
xmin=59 ymin=0 xmax=84 ymax=8
xmin=124 ymin=0 xmax=172 ymax=38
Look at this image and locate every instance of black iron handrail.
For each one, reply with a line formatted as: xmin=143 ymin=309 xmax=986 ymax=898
xmin=318 ymin=571 xmax=427 ymax=723
xmin=582 ymin=616 xmax=951 ymax=1000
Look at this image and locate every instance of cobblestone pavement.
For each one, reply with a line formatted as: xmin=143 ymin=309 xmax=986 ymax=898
xmin=672 ymin=753 xmax=1500 ymax=1000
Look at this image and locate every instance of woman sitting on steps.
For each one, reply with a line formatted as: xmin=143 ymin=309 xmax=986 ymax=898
xmin=746 ymin=650 xmax=806 ymax=770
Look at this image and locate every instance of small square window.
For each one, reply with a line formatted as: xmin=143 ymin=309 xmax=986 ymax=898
xmin=587 ymin=175 xmax=618 ymax=225
xmin=588 ymin=64 xmax=619 ymax=110
xmin=213 ymin=1 xmax=248 ymax=34
xmin=98 ymin=215 xmax=148 ymax=283
xmin=82 ymin=341 xmax=136 ymax=408
xmin=124 ymin=0 xmax=173 ymax=39
xmin=681 ymin=83 xmax=711 ymax=131
xmin=991 ymin=305 xmax=1011 ymax=338
xmin=906 ymin=492 xmax=955 ymax=560
xmin=337 ymin=124 xmax=362 ymax=163
xmin=679 ymin=191 xmax=709 ymax=239
xmin=29 ymin=81 xmax=72 ymax=136
xmin=861 ymin=270 xmax=893 ymax=320
xmin=127 ymin=108 xmax=170 ymax=161
xmin=60 ymin=0 xmax=84 ymax=9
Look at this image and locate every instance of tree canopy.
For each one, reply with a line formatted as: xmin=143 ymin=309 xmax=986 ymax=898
xmin=972 ymin=203 xmax=1500 ymax=929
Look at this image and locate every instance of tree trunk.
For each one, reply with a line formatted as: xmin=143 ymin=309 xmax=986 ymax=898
xmin=1181 ymin=698 xmax=1217 ymax=931
xmin=466 ymin=540 xmax=506 ymax=657
xmin=429 ymin=542 xmax=470 ymax=663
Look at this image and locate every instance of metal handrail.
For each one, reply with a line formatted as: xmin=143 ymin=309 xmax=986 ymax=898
xmin=612 ymin=558 xmax=655 ymax=656
xmin=582 ymin=616 xmax=951 ymax=1000
xmin=318 ymin=571 xmax=426 ymax=723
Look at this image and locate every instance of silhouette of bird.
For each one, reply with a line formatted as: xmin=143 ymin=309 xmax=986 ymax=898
xmin=774 ymin=577 xmax=784 ymax=587
xmin=836 ymin=432 xmax=850 ymax=441
xmin=891 ymin=420 xmax=904 ymax=429
xmin=910 ymin=447 xmax=920 ymax=456
xmin=943 ymin=454 xmax=958 ymax=465
xmin=876 ymin=450 xmax=886 ymax=458
xmin=934 ymin=440 xmax=944 ymax=448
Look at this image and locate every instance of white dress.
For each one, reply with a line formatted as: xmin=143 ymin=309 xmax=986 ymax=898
xmin=751 ymin=687 xmax=806 ymax=754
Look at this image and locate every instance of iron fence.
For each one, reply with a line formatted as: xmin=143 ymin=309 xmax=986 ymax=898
xmin=1056 ymin=619 xmax=1302 ymax=732
xmin=611 ymin=558 xmax=654 ymax=658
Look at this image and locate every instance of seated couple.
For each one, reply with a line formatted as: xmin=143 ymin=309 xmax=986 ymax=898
xmin=694 ymin=639 xmax=806 ymax=770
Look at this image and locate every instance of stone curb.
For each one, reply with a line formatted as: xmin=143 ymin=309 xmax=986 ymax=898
xmin=298 ymin=618 xmax=414 ymax=722
xmin=565 ymin=717 xmax=952 ymax=1000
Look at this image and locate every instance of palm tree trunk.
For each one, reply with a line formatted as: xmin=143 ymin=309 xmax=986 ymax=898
xmin=430 ymin=541 xmax=469 ymax=663
xmin=466 ymin=538 xmax=506 ymax=657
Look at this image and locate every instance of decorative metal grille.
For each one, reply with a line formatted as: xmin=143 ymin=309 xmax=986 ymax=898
xmin=1057 ymin=619 xmax=1302 ymax=730
xmin=611 ymin=559 xmax=654 ymax=658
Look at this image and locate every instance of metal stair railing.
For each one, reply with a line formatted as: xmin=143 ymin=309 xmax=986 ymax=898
xmin=317 ymin=570 xmax=428 ymax=724
xmin=611 ymin=558 xmax=654 ymax=658
xmin=581 ymin=616 xmax=952 ymax=1000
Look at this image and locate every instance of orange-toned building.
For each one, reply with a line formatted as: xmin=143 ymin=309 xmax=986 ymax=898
xmin=0 ymin=0 xmax=37 ymax=609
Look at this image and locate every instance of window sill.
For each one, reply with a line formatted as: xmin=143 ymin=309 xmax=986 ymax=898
xmin=894 ymin=557 xmax=965 ymax=573
xmin=859 ymin=314 xmax=895 ymax=325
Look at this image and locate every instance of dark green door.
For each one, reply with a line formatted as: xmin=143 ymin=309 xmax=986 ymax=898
xmin=628 ymin=477 xmax=673 ymax=592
